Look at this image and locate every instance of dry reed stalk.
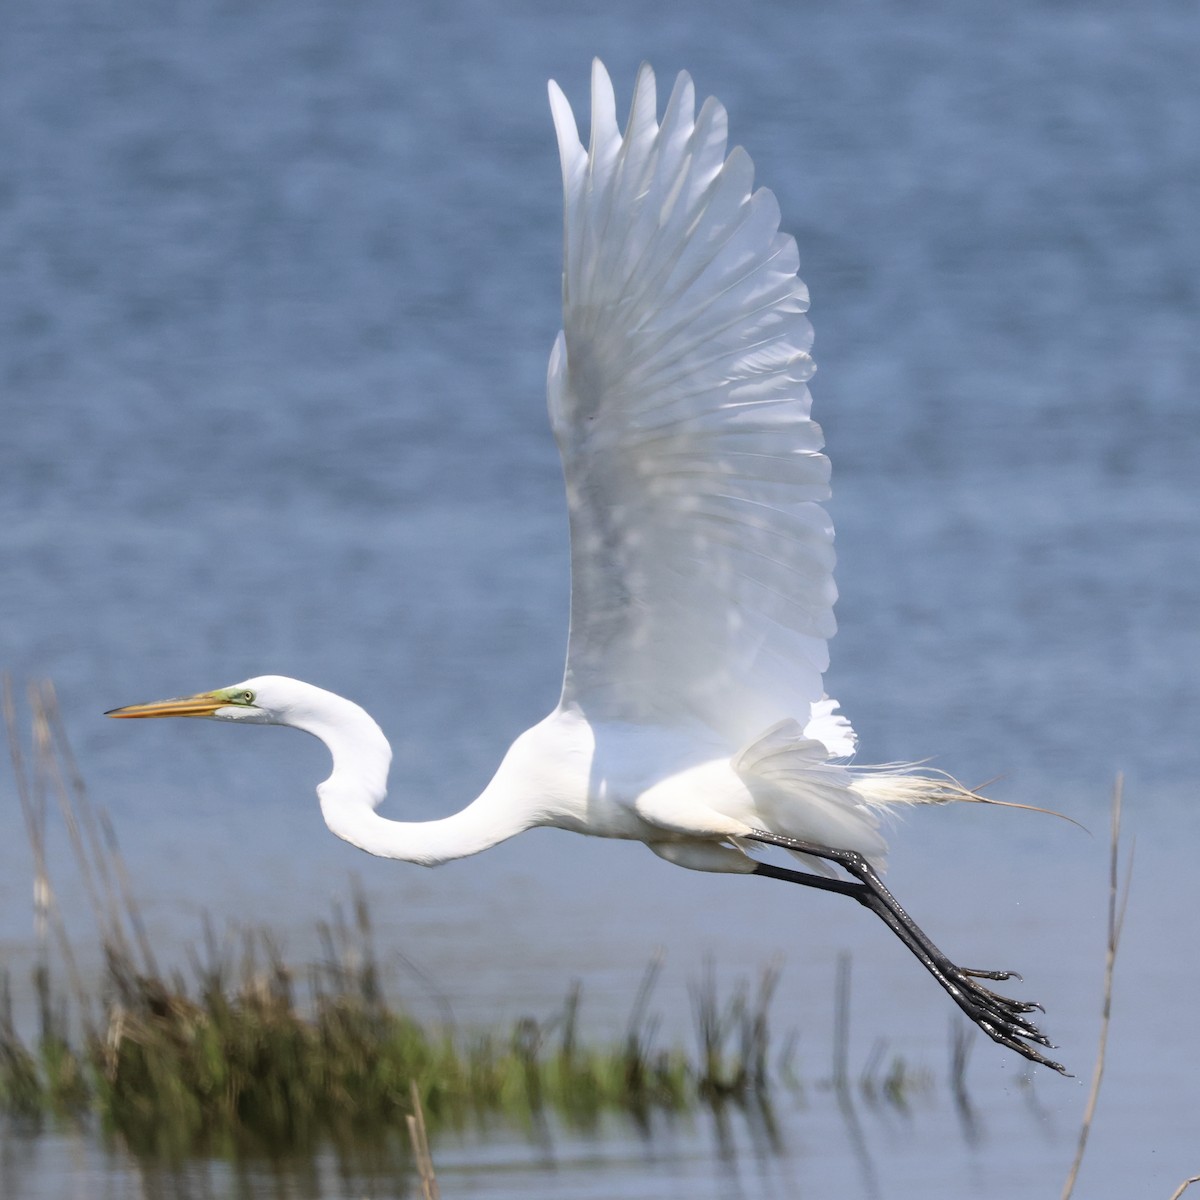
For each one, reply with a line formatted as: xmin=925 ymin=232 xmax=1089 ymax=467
xmin=406 ymin=1080 xmax=440 ymax=1200
xmin=832 ymin=951 xmax=851 ymax=1092
xmin=3 ymin=677 xmax=90 ymax=1021
xmin=38 ymin=678 xmax=159 ymax=979
xmin=1060 ymin=776 xmax=1132 ymax=1200
xmin=1168 ymin=1177 xmax=1200 ymax=1200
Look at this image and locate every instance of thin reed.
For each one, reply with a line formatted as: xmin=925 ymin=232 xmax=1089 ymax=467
xmin=1060 ymin=775 xmax=1133 ymax=1200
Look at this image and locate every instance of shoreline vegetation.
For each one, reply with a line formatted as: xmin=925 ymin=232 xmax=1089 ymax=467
xmin=15 ymin=679 xmax=1187 ymax=1200
xmin=1 ymin=679 xmax=933 ymax=1161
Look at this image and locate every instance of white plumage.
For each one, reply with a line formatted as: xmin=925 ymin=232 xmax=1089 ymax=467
xmin=550 ymin=62 xmax=837 ymax=749
xmin=109 ymin=61 xmax=1063 ymax=1072
xmin=544 ymin=60 xmax=932 ymax=870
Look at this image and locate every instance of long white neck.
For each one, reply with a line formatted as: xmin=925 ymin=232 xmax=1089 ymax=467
xmin=274 ymin=683 xmax=532 ymax=866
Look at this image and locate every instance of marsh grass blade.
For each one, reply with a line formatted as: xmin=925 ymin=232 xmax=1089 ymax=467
xmin=1061 ymin=776 xmax=1132 ymax=1200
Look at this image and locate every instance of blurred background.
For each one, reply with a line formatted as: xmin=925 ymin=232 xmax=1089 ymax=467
xmin=1 ymin=1 xmax=1197 ymax=1196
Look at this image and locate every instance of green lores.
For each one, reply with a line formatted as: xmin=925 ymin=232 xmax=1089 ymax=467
xmin=105 ymin=685 xmax=257 ymax=719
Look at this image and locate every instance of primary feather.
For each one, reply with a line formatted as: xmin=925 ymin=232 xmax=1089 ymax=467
xmin=549 ymin=61 xmax=847 ymax=755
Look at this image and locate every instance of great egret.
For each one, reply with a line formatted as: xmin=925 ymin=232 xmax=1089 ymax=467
xmin=109 ymin=61 xmax=1062 ymax=1072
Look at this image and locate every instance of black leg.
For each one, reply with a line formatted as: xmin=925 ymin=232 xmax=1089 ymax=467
xmin=745 ymin=830 xmax=1067 ymax=1075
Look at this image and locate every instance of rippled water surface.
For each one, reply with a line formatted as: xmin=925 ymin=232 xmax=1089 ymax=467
xmin=2 ymin=1 xmax=1198 ymax=1197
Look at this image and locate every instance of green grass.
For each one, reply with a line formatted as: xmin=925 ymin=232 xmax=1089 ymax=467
xmin=0 ymin=893 xmax=778 ymax=1155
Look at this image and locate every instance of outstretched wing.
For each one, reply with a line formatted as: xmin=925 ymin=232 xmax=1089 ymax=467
xmin=547 ymin=61 xmax=852 ymax=754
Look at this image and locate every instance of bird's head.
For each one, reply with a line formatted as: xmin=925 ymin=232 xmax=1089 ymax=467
xmin=106 ymin=676 xmax=289 ymax=725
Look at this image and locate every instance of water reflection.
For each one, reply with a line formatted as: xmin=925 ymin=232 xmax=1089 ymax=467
xmin=1 ymin=1079 xmax=984 ymax=1200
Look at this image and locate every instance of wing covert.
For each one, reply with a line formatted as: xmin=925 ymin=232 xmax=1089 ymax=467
xmin=547 ymin=61 xmax=852 ymax=754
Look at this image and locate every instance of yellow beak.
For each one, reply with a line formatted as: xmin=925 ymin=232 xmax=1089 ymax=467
xmin=106 ymin=692 xmax=228 ymax=719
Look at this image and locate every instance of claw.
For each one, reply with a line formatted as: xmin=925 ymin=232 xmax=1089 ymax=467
xmin=952 ymin=971 xmax=1062 ymax=1060
xmin=963 ymin=968 xmax=1023 ymax=983
xmin=946 ymin=969 xmax=1061 ymax=1071
xmin=973 ymin=988 xmax=1043 ymax=1015
xmin=982 ymin=1022 xmax=1069 ymax=1075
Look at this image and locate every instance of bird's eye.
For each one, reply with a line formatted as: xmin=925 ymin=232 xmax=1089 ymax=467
xmin=240 ymin=690 xmax=255 ymax=704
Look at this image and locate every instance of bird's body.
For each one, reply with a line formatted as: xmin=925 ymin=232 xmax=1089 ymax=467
xmin=213 ymin=674 xmax=884 ymax=874
xmin=110 ymin=61 xmax=1065 ymax=1072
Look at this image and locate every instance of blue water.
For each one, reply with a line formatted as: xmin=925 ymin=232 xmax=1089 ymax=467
xmin=2 ymin=1 xmax=1198 ymax=1197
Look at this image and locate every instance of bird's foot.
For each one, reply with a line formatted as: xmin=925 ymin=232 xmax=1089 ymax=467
xmin=862 ymin=893 xmax=1067 ymax=1073
xmin=745 ymin=830 xmax=1068 ymax=1074
xmin=935 ymin=956 xmax=1065 ymax=1073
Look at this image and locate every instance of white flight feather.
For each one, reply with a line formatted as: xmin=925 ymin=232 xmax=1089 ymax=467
xmin=548 ymin=61 xmax=843 ymax=755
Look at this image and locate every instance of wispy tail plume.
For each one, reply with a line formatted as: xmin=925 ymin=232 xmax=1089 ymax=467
xmin=850 ymin=766 xmax=1085 ymax=830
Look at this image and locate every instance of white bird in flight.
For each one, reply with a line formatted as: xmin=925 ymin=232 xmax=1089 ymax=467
xmin=109 ymin=61 xmax=1062 ymax=1072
